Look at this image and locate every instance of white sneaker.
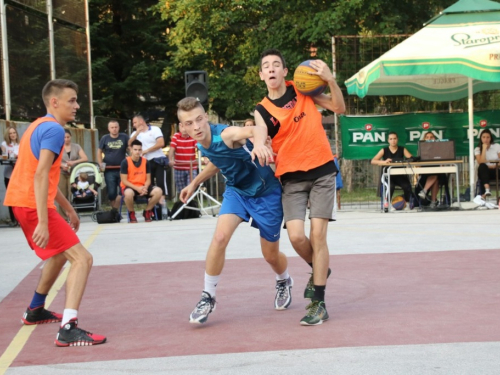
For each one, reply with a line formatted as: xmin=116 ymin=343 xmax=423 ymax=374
xmin=275 ymin=276 xmax=293 ymax=310
xmin=429 ymin=201 xmax=438 ymax=209
xmin=189 ymin=291 xmax=216 ymax=324
xmin=418 ymin=190 xmax=427 ymax=200
xmin=485 ymin=189 xmax=492 ymax=197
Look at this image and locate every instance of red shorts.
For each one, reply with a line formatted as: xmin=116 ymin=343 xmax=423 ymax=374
xmin=13 ymin=207 xmax=80 ymax=260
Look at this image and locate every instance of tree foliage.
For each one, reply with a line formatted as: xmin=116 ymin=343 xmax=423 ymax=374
xmin=158 ymin=0 xmax=456 ymax=120
xmin=90 ymin=0 xmax=463 ymax=122
xmin=89 ymin=0 xmax=181 ymax=120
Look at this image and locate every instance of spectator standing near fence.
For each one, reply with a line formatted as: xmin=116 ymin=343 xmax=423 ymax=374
xmin=4 ymin=79 xmax=106 ymax=346
xmin=2 ymin=126 xmax=20 ymax=226
xmin=97 ymin=120 xmax=129 ymax=209
xmin=129 ymin=115 xmax=168 ymax=200
xmin=168 ymin=123 xmax=199 ymax=195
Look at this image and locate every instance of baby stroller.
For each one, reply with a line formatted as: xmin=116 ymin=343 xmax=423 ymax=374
xmin=69 ymin=162 xmax=103 ymax=219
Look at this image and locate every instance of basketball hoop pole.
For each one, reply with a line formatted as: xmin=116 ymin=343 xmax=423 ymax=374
xmin=170 ymin=150 xmax=221 ymax=219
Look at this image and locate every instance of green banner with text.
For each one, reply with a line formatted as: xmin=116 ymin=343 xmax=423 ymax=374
xmin=340 ymin=110 xmax=500 ymax=160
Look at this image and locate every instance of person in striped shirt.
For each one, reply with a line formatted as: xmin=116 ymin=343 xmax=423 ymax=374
xmin=169 ymin=123 xmax=199 ymax=194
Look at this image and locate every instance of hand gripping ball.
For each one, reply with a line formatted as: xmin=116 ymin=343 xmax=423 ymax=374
xmin=293 ymin=60 xmax=327 ymax=96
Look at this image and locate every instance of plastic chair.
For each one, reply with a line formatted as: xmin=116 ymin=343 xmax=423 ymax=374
xmin=119 ymin=192 xmax=149 ymax=222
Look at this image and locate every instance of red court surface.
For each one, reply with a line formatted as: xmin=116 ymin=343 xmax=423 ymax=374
xmin=1 ymin=249 xmax=500 ymax=368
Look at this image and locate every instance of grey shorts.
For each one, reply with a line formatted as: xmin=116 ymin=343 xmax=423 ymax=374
xmin=282 ymin=172 xmax=336 ymax=223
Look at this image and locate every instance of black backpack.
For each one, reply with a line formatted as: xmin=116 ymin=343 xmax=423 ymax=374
xmin=95 ymin=208 xmax=121 ymax=224
xmin=170 ymin=200 xmax=201 ymax=220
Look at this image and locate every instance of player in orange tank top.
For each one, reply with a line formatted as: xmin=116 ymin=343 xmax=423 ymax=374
xmin=254 ymin=49 xmax=346 ymax=326
xmin=3 ymin=79 xmax=106 ymax=346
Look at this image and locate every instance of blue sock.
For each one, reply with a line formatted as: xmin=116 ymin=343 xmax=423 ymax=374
xmin=29 ymin=291 xmax=47 ymax=309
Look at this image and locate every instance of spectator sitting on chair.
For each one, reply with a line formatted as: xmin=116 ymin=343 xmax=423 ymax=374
xmin=168 ymin=123 xmax=199 ymax=195
xmin=475 ymin=128 xmax=500 ymax=198
xmin=371 ymin=131 xmax=413 ymax=208
xmin=417 ymin=131 xmax=448 ymax=208
xmin=71 ymin=172 xmax=97 ymax=199
xmin=120 ymin=140 xmax=162 ymax=223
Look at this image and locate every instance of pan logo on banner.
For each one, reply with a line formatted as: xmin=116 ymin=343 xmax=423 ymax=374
xmin=340 ymin=110 xmax=500 ymax=160
xmin=406 ymin=127 xmax=448 ymax=145
xmin=463 ymin=124 xmax=500 ymax=144
xmin=350 ymin=127 xmax=388 ymax=146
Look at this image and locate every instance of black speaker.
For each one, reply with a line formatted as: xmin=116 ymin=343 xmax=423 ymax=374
xmin=185 ymin=71 xmax=208 ymax=104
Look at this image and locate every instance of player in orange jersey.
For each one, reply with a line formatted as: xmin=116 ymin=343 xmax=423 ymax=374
xmin=4 ymin=79 xmax=106 ymax=346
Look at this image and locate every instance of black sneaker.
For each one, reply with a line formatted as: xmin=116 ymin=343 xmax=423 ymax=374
xmin=55 ymin=319 xmax=107 ymax=347
xmin=304 ymin=268 xmax=332 ymax=299
xmin=22 ymin=305 xmax=62 ymax=325
xmin=189 ymin=291 xmax=216 ymax=324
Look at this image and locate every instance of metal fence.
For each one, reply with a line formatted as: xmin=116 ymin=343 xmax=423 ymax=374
xmin=0 ymin=1 xmax=91 ymax=124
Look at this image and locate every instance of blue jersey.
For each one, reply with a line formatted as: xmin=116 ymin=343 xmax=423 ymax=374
xmin=30 ymin=114 xmax=65 ymax=160
xmin=198 ymin=124 xmax=280 ymax=197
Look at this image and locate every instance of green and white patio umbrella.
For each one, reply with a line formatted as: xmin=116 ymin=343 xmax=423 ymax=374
xmin=345 ymin=0 xmax=500 ymax=195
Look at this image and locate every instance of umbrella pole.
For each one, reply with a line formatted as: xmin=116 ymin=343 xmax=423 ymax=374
xmin=468 ymin=78 xmax=475 ymax=201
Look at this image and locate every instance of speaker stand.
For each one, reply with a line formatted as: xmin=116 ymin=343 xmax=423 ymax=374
xmin=170 ymin=183 xmax=221 ymax=220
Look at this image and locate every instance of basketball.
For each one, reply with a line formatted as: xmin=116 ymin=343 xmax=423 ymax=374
xmin=293 ymin=60 xmax=327 ymax=96
xmin=391 ymin=195 xmax=406 ymax=210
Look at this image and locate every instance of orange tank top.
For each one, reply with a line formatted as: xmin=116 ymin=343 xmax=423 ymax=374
xmin=258 ymin=81 xmax=333 ymax=178
xmin=120 ymin=157 xmax=147 ymax=190
xmin=4 ymin=117 xmax=63 ymax=209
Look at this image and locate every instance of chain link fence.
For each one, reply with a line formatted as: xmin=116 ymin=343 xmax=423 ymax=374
xmin=0 ymin=2 xmax=90 ymax=123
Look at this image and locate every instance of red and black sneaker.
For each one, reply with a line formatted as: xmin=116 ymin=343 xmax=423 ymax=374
xmin=22 ymin=305 xmax=62 ymax=325
xmin=129 ymin=211 xmax=138 ymax=223
xmin=55 ymin=319 xmax=107 ymax=347
xmin=144 ymin=209 xmax=153 ymax=222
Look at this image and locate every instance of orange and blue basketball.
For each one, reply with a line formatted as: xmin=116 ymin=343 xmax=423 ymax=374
xmin=391 ymin=195 xmax=406 ymax=210
xmin=293 ymin=60 xmax=327 ymax=96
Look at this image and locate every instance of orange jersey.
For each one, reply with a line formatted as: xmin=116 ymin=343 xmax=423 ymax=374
xmin=258 ymin=81 xmax=333 ymax=178
xmin=4 ymin=117 xmax=63 ymax=209
xmin=120 ymin=157 xmax=147 ymax=190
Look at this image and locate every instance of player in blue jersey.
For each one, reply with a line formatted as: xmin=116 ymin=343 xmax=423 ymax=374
xmin=177 ymin=97 xmax=292 ymax=324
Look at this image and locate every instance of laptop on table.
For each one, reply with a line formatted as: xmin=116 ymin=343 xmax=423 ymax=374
xmin=418 ymin=140 xmax=456 ymax=162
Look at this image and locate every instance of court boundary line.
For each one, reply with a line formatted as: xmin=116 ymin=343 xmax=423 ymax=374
xmin=0 ymin=226 xmax=103 ymax=374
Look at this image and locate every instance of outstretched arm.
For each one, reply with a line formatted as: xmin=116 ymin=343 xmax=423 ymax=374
xmin=180 ymin=162 xmax=219 ymax=203
xmin=221 ymin=125 xmax=273 ymax=166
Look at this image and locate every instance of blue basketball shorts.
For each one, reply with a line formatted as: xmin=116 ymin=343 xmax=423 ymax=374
xmin=219 ymin=186 xmax=283 ymax=242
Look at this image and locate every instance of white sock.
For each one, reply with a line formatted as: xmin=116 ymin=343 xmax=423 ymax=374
xmin=276 ymin=269 xmax=290 ymax=281
xmin=204 ymin=272 xmax=220 ymax=297
xmin=61 ymin=309 xmax=78 ymax=326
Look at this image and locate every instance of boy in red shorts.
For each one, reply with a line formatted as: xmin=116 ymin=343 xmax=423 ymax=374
xmin=4 ymin=79 xmax=106 ymax=347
